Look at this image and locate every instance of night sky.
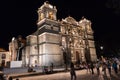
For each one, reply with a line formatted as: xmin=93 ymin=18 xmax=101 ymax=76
xmin=0 ymin=0 xmax=120 ymax=55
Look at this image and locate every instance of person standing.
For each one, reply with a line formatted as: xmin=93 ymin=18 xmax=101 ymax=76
xmin=70 ymin=62 xmax=76 ymax=80
xmin=107 ymin=61 xmax=112 ymax=75
xmin=50 ymin=63 xmax=53 ymax=73
xmin=112 ymin=61 xmax=118 ymax=74
xmin=90 ymin=62 xmax=94 ymax=74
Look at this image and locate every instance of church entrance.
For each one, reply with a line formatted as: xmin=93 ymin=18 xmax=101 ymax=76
xmin=76 ymin=51 xmax=80 ymax=67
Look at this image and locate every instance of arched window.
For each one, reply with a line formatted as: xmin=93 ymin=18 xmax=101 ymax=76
xmin=40 ymin=13 xmax=44 ymax=20
xmin=49 ymin=12 xmax=53 ymax=19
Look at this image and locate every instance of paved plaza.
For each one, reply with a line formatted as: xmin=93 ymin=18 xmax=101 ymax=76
xmin=4 ymin=67 xmax=120 ymax=80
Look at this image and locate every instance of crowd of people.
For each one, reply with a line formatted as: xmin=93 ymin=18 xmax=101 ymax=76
xmin=94 ymin=57 xmax=120 ymax=80
xmin=70 ymin=57 xmax=120 ymax=80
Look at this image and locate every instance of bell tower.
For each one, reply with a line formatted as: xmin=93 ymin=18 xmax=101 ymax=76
xmin=36 ymin=1 xmax=63 ymax=66
xmin=37 ymin=1 xmax=57 ymax=22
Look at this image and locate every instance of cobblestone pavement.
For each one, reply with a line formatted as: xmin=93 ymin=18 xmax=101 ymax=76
xmin=12 ymin=68 xmax=120 ymax=80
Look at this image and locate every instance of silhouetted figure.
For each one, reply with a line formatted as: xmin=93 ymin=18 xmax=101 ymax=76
xmin=0 ymin=74 xmax=3 ymax=80
xmin=8 ymin=76 xmax=13 ymax=80
xmin=107 ymin=61 xmax=112 ymax=75
xmin=102 ymin=62 xmax=107 ymax=76
xmin=96 ymin=61 xmax=100 ymax=75
xmin=0 ymin=66 xmax=3 ymax=71
xmin=86 ymin=63 xmax=91 ymax=73
xmin=70 ymin=62 xmax=76 ymax=80
xmin=90 ymin=62 xmax=94 ymax=74
xmin=112 ymin=61 xmax=118 ymax=74
xmin=28 ymin=66 xmax=33 ymax=72
xmin=50 ymin=63 xmax=53 ymax=73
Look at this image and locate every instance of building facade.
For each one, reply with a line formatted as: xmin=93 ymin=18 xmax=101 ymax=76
xmin=0 ymin=48 xmax=10 ymax=67
xmin=9 ymin=37 xmax=18 ymax=61
xmin=9 ymin=36 xmax=25 ymax=61
xmin=22 ymin=1 xmax=97 ymax=67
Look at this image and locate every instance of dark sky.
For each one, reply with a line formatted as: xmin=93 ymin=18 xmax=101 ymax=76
xmin=0 ymin=0 xmax=120 ymax=54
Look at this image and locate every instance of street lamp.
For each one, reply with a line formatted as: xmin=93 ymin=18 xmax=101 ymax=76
xmin=100 ymin=46 xmax=104 ymax=59
xmin=100 ymin=46 xmax=103 ymax=50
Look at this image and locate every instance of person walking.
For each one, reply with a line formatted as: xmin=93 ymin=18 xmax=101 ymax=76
xmin=70 ymin=62 xmax=76 ymax=80
xmin=96 ymin=61 xmax=100 ymax=75
xmin=86 ymin=62 xmax=91 ymax=74
xmin=106 ymin=67 xmax=111 ymax=80
xmin=98 ymin=66 xmax=104 ymax=80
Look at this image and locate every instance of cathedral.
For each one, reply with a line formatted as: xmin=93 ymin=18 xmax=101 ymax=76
xmin=21 ymin=1 xmax=97 ymax=67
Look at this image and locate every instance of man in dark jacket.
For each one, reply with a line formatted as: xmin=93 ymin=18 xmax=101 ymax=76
xmin=70 ymin=62 xmax=76 ymax=80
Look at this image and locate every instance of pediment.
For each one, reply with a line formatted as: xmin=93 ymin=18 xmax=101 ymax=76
xmin=64 ymin=16 xmax=78 ymax=25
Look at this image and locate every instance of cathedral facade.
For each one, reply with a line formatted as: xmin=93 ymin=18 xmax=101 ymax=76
xmin=22 ymin=1 xmax=97 ymax=67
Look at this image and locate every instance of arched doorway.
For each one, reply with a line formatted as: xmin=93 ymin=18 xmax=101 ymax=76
xmin=76 ymin=51 xmax=80 ymax=66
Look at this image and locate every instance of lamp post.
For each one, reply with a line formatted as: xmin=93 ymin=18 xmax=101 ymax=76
xmin=100 ymin=46 xmax=104 ymax=60
xmin=100 ymin=46 xmax=103 ymax=55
